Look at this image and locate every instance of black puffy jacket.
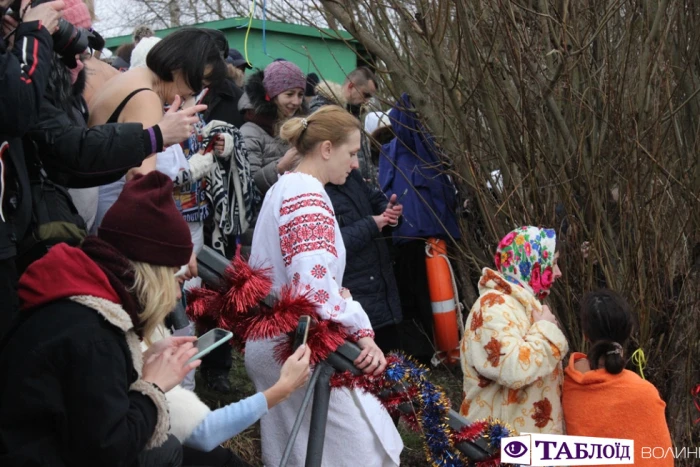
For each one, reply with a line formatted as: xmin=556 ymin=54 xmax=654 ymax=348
xmin=0 ymin=20 xmax=53 ymax=261
xmin=325 ymin=170 xmax=402 ymax=330
xmin=0 ymin=244 xmax=169 ymax=466
xmin=23 ymin=55 xmax=151 ymax=189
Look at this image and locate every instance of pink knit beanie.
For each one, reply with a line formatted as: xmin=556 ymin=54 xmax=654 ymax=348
xmin=61 ymin=0 xmax=92 ymax=29
xmin=262 ymin=61 xmax=306 ymax=99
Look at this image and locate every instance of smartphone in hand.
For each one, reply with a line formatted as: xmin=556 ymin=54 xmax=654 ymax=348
xmin=293 ymin=316 xmax=311 ymax=351
xmin=187 ymin=328 xmax=233 ymax=363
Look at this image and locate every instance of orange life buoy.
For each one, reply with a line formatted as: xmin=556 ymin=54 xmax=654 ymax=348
xmin=425 ymin=238 xmax=460 ymax=363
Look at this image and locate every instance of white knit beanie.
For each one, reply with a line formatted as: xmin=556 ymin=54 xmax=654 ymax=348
xmin=130 ymin=36 xmax=162 ymax=70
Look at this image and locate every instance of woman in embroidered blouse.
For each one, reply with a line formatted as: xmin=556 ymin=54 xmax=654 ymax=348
xmin=245 ymin=105 xmax=403 ymax=466
xmin=460 ymin=226 xmax=569 ymax=435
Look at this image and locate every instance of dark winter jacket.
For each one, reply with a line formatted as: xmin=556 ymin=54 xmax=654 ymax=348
xmin=378 ymin=93 xmax=461 ymax=244
xmin=23 ymin=55 xmax=153 ymax=189
xmin=310 ymin=81 xmax=376 ymax=186
xmin=0 ymin=243 xmax=170 ymax=466
xmin=239 ymin=69 xmax=308 ymax=197
xmin=325 ymin=169 xmax=402 ymax=329
xmin=0 ymin=21 xmax=54 ymax=260
xmin=202 ymin=78 xmax=244 ymax=129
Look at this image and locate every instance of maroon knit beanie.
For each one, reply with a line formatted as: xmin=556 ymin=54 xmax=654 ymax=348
xmin=262 ymin=61 xmax=306 ymax=99
xmin=98 ymin=172 xmax=193 ymax=267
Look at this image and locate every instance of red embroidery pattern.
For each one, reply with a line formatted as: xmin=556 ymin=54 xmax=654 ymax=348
xmin=351 ymin=329 xmax=375 ymax=341
xmin=279 ymin=213 xmax=337 ymax=266
xmin=281 ymin=192 xmax=324 ymax=207
xmin=313 ymin=289 xmax=330 ymax=304
xmin=311 ymin=264 xmax=327 ymax=279
xmin=292 ymin=273 xmax=301 ymax=286
xmin=280 ymin=197 xmax=334 ymax=217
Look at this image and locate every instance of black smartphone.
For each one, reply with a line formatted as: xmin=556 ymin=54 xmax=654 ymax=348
xmin=395 ymin=188 xmax=408 ymax=204
xmin=293 ymin=316 xmax=311 ymax=351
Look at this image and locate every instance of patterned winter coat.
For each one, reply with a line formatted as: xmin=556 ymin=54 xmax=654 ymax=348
xmin=460 ymin=268 xmax=569 ymax=434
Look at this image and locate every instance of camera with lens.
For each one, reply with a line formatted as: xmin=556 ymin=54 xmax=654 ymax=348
xmin=8 ymin=0 xmax=91 ymax=67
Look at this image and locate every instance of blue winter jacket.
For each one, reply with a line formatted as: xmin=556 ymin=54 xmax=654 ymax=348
xmin=378 ymin=94 xmax=461 ymax=244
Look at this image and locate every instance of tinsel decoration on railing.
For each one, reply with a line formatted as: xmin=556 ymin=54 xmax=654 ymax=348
xmin=186 ymin=255 xmax=512 ymax=466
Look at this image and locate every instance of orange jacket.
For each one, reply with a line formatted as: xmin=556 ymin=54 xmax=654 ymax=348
xmin=563 ymin=352 xmax=674 ymax=466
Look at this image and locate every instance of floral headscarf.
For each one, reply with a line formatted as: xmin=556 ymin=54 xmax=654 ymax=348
xmin=494 ymin=226 xmax=557 ymax=300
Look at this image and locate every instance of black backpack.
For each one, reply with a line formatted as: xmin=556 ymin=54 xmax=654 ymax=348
xmin=16 ymin=147 xmax=87 ymax=273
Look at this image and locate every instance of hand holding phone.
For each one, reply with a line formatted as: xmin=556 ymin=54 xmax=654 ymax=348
xmin=187 ymin=328 xmax=233 ymax=363
xmin=293 ymin=316 xmax=311 ymax=352
xmin=383 ymin=189 xmax=405 ymax=226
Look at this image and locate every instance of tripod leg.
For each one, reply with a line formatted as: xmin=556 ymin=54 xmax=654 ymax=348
xmin=279 ymin=369 xmax=322 ymax=467
xmin=305 ymin=361 xmax=335 ymax=467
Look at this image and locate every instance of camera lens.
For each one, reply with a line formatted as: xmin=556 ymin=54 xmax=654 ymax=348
xmin=52 ymin=19 xmax=89 ymax=67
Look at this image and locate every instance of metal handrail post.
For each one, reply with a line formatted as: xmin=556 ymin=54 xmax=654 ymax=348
xmin=304 ymin=361 xmax=335 ymax=467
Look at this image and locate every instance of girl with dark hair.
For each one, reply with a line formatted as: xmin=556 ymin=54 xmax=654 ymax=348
xmin=89 ymin=28 xmax=226 ymax=274
xmin=89 ymin=27 xmax=226 ymax=180
xmin=238 ymin=60 xmax=308 ymax=198
xmin=563 ymin=289 xmax=673 ymax=466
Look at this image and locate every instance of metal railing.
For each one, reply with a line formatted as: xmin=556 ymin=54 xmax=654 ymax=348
xmin=196 ymin=246 xmax=496 ymax=466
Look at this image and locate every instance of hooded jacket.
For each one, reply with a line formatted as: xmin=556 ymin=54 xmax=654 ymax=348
xmin=378 ymin=93 xmax=461 ymax=244
xmin=0 ymin=243 xmax=170 ymax=466
xmin=459 ymin=268 xmax=568 ymax=435
xmin=0 ymin=20 xmax=54 ymax=261
xmin=563 ymin=353 xmax=673 ymax=466
xmin=325 ymin=169 xmax=402 ymax=330
xmin=310 ymin=81 xmax=376 ymax=186
xmin=238 ymin=69 xmax=308 ymax=197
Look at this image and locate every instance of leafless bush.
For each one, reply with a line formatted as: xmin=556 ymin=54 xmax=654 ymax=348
xmin=314 ymin=0 xmax=700 ymax=454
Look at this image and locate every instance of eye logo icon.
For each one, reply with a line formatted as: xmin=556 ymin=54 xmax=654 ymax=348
xmin=503 ymin=440 xmax=528 ymax=458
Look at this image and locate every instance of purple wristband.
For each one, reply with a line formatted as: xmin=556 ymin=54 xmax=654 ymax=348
xmin=147 ymin=127 xmax=157 ymax=153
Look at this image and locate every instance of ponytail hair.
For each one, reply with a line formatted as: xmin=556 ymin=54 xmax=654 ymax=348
xmin=280 ymin=105 xmax=361 ymax=155
xmin=580 ymin=289 xmax=634 ymax=374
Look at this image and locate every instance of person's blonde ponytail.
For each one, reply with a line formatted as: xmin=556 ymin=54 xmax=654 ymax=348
xmin=280 ymin=105 xmax=361 ymax=155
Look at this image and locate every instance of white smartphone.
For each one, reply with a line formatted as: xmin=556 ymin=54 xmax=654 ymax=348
xmin=187 ymin=328 xmax=233 ymax=363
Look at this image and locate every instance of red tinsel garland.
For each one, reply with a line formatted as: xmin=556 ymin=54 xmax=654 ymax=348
xmin=452 ymin=420 xmax=489 ymax=443
xmin=186 ymin=255 xmax=507 ymax=466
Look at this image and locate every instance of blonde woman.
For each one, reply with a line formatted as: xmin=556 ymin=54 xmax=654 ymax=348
xmin=0 ymin=172 xmax=199 ymax=466
xmin=246 ymin=105 xmax=403 ymax=466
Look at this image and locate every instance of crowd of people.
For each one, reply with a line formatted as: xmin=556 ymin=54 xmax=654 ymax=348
xmin=0 ymin=0 xmax=676 ymax=466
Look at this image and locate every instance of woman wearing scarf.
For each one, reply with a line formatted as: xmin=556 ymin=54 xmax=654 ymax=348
xmin=459 ymin=226 xmax=569 ymax=434
xmin=0 ymin=172 xmax=199 ymax=466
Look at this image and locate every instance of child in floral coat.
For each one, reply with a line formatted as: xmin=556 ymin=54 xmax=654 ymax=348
xmin=460 ymin=226 xmax=569 ymax=434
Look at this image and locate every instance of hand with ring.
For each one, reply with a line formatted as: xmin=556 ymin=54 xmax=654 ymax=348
xmin=354 ymin=336 xmax=386 ymax=376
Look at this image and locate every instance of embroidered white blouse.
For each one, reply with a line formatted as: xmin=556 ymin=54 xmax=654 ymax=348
xmin=250 ymin=172 xmax=374 ymax=339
